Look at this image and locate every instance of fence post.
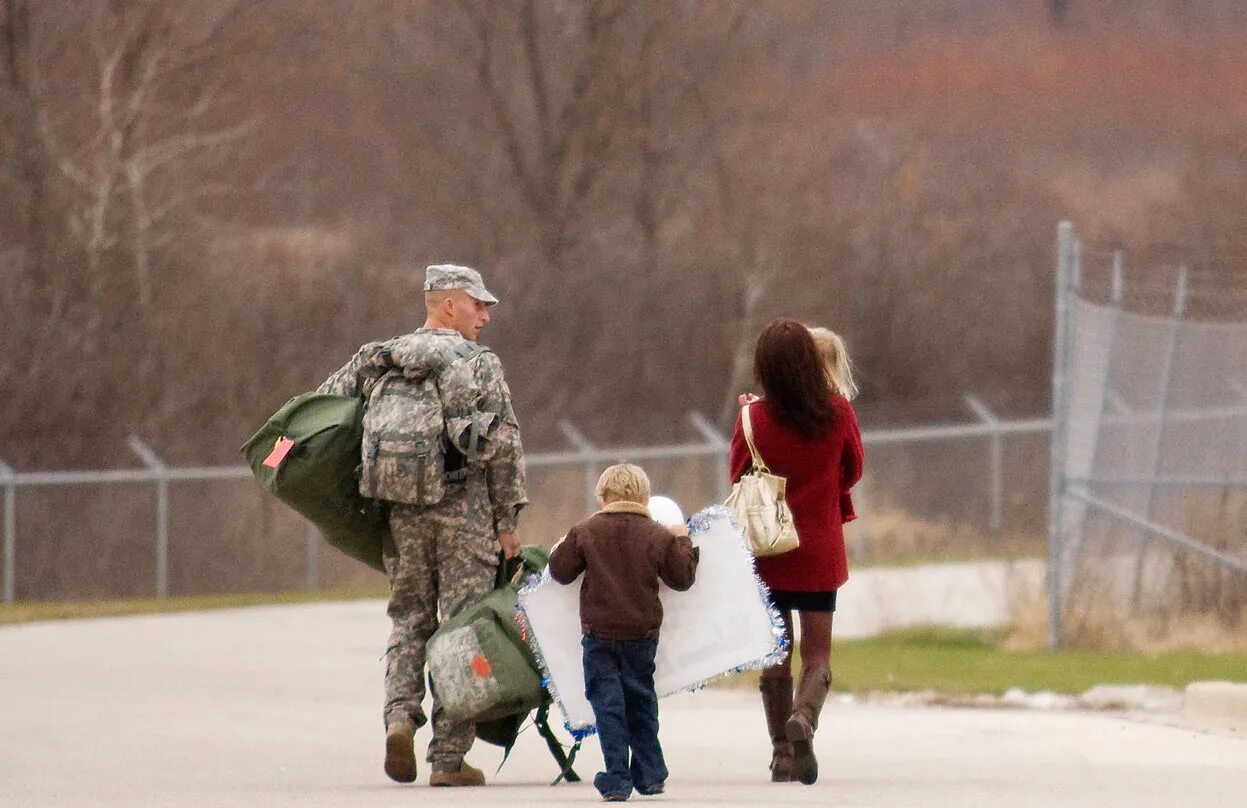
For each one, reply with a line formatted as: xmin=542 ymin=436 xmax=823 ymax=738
xmin=1110 ymin=251 xmax=1125 ymax=304
xmin=559 ymin=420 xmax=598 ymax=515
xmin=1232 ymin=380 xmax=1247 ymax=505
xmin=964 ymin=395 xmax=1003 ymax=535
xmin=1048 ymin=221 xmax=1076 ymax=649
xmin=129 ymin=437 xmax=170 ymax=598
xmin=687 ymin=411 xmax=730 ymax=504
xmin=1070 ymin=234 xmax=1083 ymax=292
xmin=1 ymin=458 xmax=14 ymax=604
xmin=1131 ymin=266 xmax=1188 ymax=605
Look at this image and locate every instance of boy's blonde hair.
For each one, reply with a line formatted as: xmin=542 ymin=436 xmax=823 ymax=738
xmin=595 ymin=463 xmax=651 ymax=504
xmin=808 ymin=326 xmax=859 ymax=400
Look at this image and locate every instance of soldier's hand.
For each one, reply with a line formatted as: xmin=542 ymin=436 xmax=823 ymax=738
xmin=498 ymin=531 xmax=520 ymax=559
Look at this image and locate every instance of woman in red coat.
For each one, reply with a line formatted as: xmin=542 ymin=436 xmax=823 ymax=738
xmin=729 ymin=318 xmax=864 ymax=786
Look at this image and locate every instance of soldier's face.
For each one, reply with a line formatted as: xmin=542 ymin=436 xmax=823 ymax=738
xmin=448 ymin=292 xmax=491 ymax=340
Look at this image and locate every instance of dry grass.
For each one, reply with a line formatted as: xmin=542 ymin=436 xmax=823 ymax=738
xmin=1004 ymin=592 xmax=1247 ymax=654
xmin=0 ymin=587 xmax=386 ymax=627
xmin=1023 ymin=494 xmax=1247 ymax=654
xmin=852 ymin=508 xmax=1043 ymax=566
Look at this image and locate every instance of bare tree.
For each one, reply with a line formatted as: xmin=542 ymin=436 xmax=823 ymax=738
xmin=1051 ymin=0 xmax=1070 ymax=27
xmin=452 ymin=0 xmax=631 ymax=275
xmin=33 ymin=0 xmax=256 ymax=317
xmin=0 ymin=0 xmax=264 ymax=466
xmin=0 ymin=0 xmax=54 ymax=285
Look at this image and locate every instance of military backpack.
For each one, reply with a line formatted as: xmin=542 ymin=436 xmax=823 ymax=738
xmin=357 ymin=335 xmax=493 ymax=507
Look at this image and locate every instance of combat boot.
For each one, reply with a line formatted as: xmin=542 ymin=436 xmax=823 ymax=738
xmin=383 ymin=722 xmax=417 ymax=783
xmin=429 ymin=760 xmax=486 ymax=787
xmin=785 ymin=667 xmax=831 ymax=785
xmin=759 ymin=675 xmax=795 ymax=782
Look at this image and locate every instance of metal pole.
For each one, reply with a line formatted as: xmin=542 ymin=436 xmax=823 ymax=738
xmin=1 ymin=459 xmax=14 ymax=604
xmin=1110 ymin=251 xmax=1125 ymax=304
xmin=1071 ymin=235 xmax=1083 ymax=293
xmin=1131 ymin=266 xmax=1187 ymax=606
xmin=559 ymin=420 xmax=598 ymax=516
xmin=1232 ymin=380 xmax=1247 ymax=502
xmin=964 ymin=395 xmax=1002 ymax=535
xmin=1067 ymin=475 xmax=1247 ymax=488
xmin=129 ymin=437 xmax=169 ymax=598
xmin=1070 ymin=490 xmax=1247 ymax=575
xmin=688 ymin=411 xmax=730 ymax=504
xmin=1048 ymin=221 xmax=1076 ymax=649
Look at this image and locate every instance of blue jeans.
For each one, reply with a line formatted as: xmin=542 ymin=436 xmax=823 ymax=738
xmin=582 ymin=634 xmax=667 ymax=797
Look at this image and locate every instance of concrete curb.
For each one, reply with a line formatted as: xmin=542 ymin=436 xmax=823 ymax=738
xmin=1185 ymin=681 xmax=1247 ymax=734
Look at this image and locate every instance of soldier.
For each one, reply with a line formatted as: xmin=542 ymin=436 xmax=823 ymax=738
xmin=318 ymin=264 xmax=527 ymax=787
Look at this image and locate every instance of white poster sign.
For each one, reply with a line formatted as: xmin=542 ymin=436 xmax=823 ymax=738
xmin=517 ymin=506 xmax=784 ymax=734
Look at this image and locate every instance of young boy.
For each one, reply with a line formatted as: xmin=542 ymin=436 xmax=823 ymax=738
xmin=548 ymin=463 xmax=699 ymax=801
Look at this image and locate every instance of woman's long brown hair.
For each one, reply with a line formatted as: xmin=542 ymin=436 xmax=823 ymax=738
xmin=754 ymin=318 xmax=835 ymax=440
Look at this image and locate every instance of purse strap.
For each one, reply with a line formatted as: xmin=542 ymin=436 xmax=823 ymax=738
xmin=741 ymin=404 xmax=771 ymax=474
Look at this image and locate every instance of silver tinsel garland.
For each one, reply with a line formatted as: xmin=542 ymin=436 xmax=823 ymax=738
xmin=515 ymin=505 xmax=789 ymax=739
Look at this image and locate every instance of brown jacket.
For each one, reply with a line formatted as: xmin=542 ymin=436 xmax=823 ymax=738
xmin=548 ymin=501 xmax=698 ymax=640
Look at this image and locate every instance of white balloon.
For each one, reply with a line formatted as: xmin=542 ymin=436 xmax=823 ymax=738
xmin=648 ymin=495 xmax=685 ymax=526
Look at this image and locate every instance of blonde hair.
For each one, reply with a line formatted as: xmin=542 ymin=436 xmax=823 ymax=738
xmin=808 ymin=326 xmax=859 ymax=400
xmin=595 ymin=463 xmax=651 ymax=504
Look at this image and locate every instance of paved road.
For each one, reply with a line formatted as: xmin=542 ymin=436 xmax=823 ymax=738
xmin=2 ymin=601 xmax=1244 ymax=807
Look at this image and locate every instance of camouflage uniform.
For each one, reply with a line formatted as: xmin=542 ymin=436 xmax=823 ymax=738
xmin=319 ymin=326 xmax=526 ymax=772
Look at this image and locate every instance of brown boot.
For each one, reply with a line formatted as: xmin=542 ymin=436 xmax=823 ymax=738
xmin=429 ymin=761 xmax=486 ymax=787
xmin=785 ymin=667 xmax=830 ymax=785
xmin=383 ymin=722 xmax=417 ymax=784
xmin=759 ymin=675 xmax=795 ymax=782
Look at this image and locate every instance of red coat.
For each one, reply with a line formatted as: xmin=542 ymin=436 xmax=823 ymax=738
xmin=729 ymin=394 xmax=864 ymax=592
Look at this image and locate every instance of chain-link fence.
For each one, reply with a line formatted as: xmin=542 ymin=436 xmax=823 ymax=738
xmin=3 ymin=408 xmax=1056 ymax=604
xmin=18 ymin=221 xmax=1243 ymax=643
xmin=1050 ymin=222 xmax=1247 ymax=648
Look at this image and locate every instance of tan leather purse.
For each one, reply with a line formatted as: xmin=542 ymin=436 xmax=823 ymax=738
xmin=725 ymin=404 xmax=800 ymax=557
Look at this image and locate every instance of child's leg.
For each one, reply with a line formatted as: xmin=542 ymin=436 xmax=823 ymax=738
xmin=582 ymin=635 xmax=633 ymax=797
xmin=619 ymin=637 xmax=666 ymax=792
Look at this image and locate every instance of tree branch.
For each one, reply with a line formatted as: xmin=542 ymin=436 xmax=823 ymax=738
xmin=458 ymin=0 xmax=544 ymax=214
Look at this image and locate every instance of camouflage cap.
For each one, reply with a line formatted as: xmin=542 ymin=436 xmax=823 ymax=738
xmin=424 ymin=264 xmax=499 ymax=305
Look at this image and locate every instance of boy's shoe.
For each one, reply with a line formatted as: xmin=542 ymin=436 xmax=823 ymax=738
xmin=383 ymin=722 xmax=417 ymax=783
xmin=429 ymin=761 xmax=486 ymax=787
xmin=636 ymin=782 xmax=665 ymax=795
xmin=594 ymin=770 xmax=632 ymax=800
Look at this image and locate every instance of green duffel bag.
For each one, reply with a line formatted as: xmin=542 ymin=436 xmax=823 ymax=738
xmin=428 ymin=546 xmax=581 ymax=784
xmin=427 ymin=546 xmax=548 ymax=723
xmin=241 ymin=392 xmax=390 ymax=573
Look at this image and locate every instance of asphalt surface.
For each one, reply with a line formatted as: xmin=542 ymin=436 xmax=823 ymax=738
xmin=2 ymin=601 xmax=1244 ymax=807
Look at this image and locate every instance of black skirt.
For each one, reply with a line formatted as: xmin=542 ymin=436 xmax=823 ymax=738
xmin=768 ymin=588 xmax=837 ymax=613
